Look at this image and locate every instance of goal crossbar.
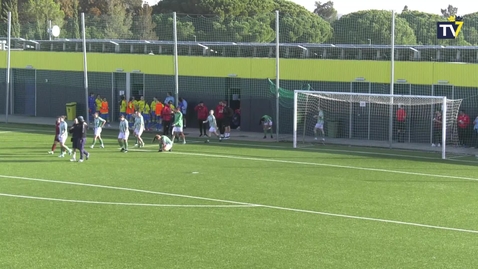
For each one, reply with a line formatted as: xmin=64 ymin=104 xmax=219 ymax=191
xmin=293 ymin=90 xmax=462 ymax=160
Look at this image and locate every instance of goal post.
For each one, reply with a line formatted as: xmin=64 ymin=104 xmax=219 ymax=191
xmin=293 ymin=90 xmax=463 ymax=159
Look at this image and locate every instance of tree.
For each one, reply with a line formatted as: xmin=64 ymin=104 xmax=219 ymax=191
xmin=2 ymin=0 xmax=21 ymax=37
xmin=400 ymin=10 xmax=469 ymax=45
xmin=103 ymin=0 xmax=132 ymax=39
xmin=64 ymin=0 xmax=79 ymax=38
xmin=441 ymin=5 xmax=458 ymax=18
xmin=152 ymin=13 xmax=195 ymax=41
xmin=462 ymin=12 xmax=478 ymax=45
xmin=331 ymin=10 xmax=416 ymax=45
xmin=132 ymin=3 xmax=157 ymax=40
xmin=23 ymin=0 xmax=64 ymax=39
xmin=402 ymin=5 xmax=409 ymax=12
xmin=313 ymin=1 xmax=337 ymax=23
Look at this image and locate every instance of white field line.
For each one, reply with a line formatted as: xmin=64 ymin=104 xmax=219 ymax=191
xmin=0 ymin=125 xmax=472 ymax=163
xmin=0 ymin=193 xmax=257 ymax=208
xmin=1 ymin=174 xmax=478 ymax=234
xmin=0 ymin=131 xmax=11 ymax=134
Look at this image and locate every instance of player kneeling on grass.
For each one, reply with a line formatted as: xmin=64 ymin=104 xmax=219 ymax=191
xmin=118 ymin=114 xmax=130 ymax=153
xmin=203 ymin=110 xmax=221 ymax=143
xmin=259 ymin=115 xmax=273 ymax=139
xmin=172 ymin=107 xmax=186 ymax=144
xmin=152 ymin=134 xmax=173 ymax=152
xmin=91 ymin=112 xmax=106 ymax=148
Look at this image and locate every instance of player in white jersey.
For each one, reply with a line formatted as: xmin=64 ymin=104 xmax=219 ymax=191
xmin=152 ymin=134 xmax=173 ymax=152
xmin=91 ymin=112 xmax=106 ymax=148
xmin=313 ymin=108 xmax=325 ymax=141
xmin=58 ymin=116 xmax=72 ymax=157
xmin=203 ymin=110 xmax=221 ymax=143
xmin=133 ymin=110 xmax=145 ymax=147
xmin=118 ymin=114 xmax=130 ymax=152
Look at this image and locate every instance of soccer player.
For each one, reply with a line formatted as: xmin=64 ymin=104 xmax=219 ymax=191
xmin=203 ymin=109 xmax=221 ymax=143
xmin=457 ymin=110 xmax=470 ymax=146
xmin=119 ymin=95 xmax=127 ymax=118
xmin=58 ymin=116 xmax=72 ymax=157
xmin=172 ymin=107 xmax=186 ymax=144
xmin=155 ymin=99 xmax=164 ymax=131
xmin=259 ymin=115 xmax=273 ymax=139
xmin=100 ymin=97 xmax=110 ymax=127
xmin=313 ymin=108 xmax=325 ymax=141
xmin=396 ymin=104 xmax=407 ymax=143
xmin=164 ymin=92 xmax=174 ymax=106
xmin=70 ymin=116 xmax=90 ymax=162
xmin=91 ymin=112 xmax=106 ymax=148
xmin=133 ymin=110 xmax=145 ymax=147
xmin=143 ymin=101 xmax=151 ymax=130
xmin=118 ymin=114 xmax=130 ymax=153
xmin=152 ymin=134 xmax=173 ymax=152
xmin=48 ymin=117 xmax=61 ymax=154
xmin=215 ymin=101 xmax=225 ymax=137
xmin=150 ymin=97 xmax=157 ymax=125
xmin=161 ymin=103 xmax=172 ymax=136
xmin=178 ymin=97 xmax=188 ymax=128
xmin=126 ymin=97 xmax=135 ymax=126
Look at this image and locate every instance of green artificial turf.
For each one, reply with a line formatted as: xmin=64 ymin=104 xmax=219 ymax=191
xmin=0 ymin=124 xmax=478 ymax=268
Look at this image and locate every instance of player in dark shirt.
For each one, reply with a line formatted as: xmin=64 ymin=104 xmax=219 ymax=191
xmin=69 ymin=116 xmax=90 ymax=162
xmin=48 ymin=117 xmax=61 ymax=154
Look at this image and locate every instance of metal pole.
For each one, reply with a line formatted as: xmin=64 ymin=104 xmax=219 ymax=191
xmin=173 ymin=12 xmax=179 ymax=108
xmin=441 ymin=97 xmax=447 ymax=159
xmin=81 ymin=13 xmax=89 ymax=125
xmin=293 ymin=90 xmax=298 ymax=148
xmin=48 ymin=20 xmax=52 ymax=40
xmin=275 ymin=10 xmax=279 ymax=141
xmin=5 ymin=12 xmax=11 ymax=123
xmin=388 ymin=10 xmax=396 ymax=147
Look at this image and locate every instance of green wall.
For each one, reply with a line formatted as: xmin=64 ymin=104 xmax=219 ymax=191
xmin=0 ymin=51 xmax=477 ymax=87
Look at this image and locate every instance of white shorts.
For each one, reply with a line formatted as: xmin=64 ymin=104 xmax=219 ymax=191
xmin=94 ymin=127 xmax=102 ymax=136
xmin=134 ymin=128 xmax=144 ymax=136
xmin=263 ymin=121 xmax=272 ymax=128
xmin=315 ymin=123 xmax=324 ymax=129
xmin=163 ymin=143 xmax=172 ymax=151
xmin=118 ymin=132 xmax=129 ymax=140
xmin=209 ymin=127 xmax=217 ymax=133
xmin=173 ymin=126 xmax=183 ymax=133
xmin=58 ymin=134 xmax=67 ymax=144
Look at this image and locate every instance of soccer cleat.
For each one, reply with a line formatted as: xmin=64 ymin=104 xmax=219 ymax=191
xmin=124 ymin=150 xmax=128 ymax=153
xmin=168 ymin=149 xmax=172 ymax=152
xmin=431 ymin=144 xmax=436 ymax=147
xmin=120 ymin=148 xmax=125 ymax=152
xmin=100 ymin=145 xmax=104 ymax=148
xmin=205 ymin=140 xmax=210 ymax=143
xmin=78 ymin=159 xmax=84 ymax=163
xmin=68 ymin=150 xmax=72 ymax=156
xmin=70 ymin=158 xmax=76 ymax=162
xmin=134 ymin=144 xmax=138 ymax=147
xmin=90 ymin=145 xmax=94 ymax=148
xmin=314 ymin=137 xmax=318 ymax=140
xmin=199 ymin=134 xmax=203 ymax=137
xmin=271 ymin=135 xmax=273 ymax=139
xmin=183 ymin=141 xmax=186 ymax=144
xmin=86 ymin=153 xmax=90 ymax=160
xmin=58 ymin=154 xmax=64 ymax=158
xmin=48 ymin=151 xmax=54 ymax=154
xmin=263 ymin=136 xmax=266 ymax=139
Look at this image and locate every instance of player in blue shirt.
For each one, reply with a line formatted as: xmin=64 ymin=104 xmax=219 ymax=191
xmin=88 ymin=93 xmax=96 ymax=123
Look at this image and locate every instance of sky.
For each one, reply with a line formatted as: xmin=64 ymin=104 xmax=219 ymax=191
xmin=145 ymin=0 xmax=477 ymax=15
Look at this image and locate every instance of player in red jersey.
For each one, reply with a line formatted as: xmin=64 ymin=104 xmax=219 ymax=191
xmin=48 ymin=117 xmax=61 ymax=154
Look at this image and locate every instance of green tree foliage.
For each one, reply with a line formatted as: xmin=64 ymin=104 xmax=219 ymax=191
xmin=23 ymin=0 xmax=64 ymax=39
xmin=462 ymin=12 xmax=478 ymax=45
xmin=331 ymin=10 xmax=416 ymax=45
xmin=2 ymin=0 xmax=21 ymax=37
xmin=314 ymin=1 xmax=337 ymax=23
xmin=103 ymin=0 xmax=132 ymax=39
xmin=152 ymin=13 xmax=194 ymax=41
xmin=400 ymin=10 xmax=469 ymax=45
xmin=133 ymin=3 xmax=157 ymax=40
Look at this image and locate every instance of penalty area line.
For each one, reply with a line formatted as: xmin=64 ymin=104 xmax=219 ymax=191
xmin=1 ymin=174 xmax=478 ymax=234
xmin=0 ymin=193 xmax=259 ymax=208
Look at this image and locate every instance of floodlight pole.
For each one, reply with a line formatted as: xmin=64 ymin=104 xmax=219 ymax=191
xmin=275 ymin=10 xmax=280 ymax=141
xmin=5 ymin=12 xmax=11 ymax=123
xmin=441 ymin=97 xmax=447 ymax=159
xmin=173 ymin=12 xmax=179 ymax=108
xmin=388 ymin=10 xmax=396 ymax=147
xmin=81 ymin=13 xmax=89 ymax=125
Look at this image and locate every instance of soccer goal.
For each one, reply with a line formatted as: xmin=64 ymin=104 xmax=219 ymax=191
xmin=293 ymin=90 xmax=463 ymax=159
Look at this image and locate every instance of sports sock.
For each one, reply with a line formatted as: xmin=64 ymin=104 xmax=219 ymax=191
xmin=92 ymin=139 xmax=96 ymax=146
xmin=64 ymin=145 xmax=71 ymax=152
xmin=118 ymin=140 xmax=123 ymax=147
xmin=99 ymin=138 xmax=103 ymax=145
xmin=124 ymin=141 xmax=128 ymax=150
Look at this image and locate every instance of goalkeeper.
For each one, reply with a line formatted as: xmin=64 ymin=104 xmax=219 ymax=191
xmin=313 ymin=108 xmax=325 ymax=141
xmin=152 ymin=134 xmax=173 ymax=152
xmin=259 ymin=115 xmax=273 ymax=139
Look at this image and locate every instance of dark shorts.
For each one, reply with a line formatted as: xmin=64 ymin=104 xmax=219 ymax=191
xmin=72 ymin=138 xmax=79 ymax=149
xmin=396 ymin=121 xmax=405 ymax=130
xmin=223 ymin=117 xmax=231 ymax=127
xmin=54 ymin=135 xmax=60 ymax=142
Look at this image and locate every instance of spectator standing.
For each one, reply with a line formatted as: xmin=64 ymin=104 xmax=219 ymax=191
xmin=88 ymin=93 xmax=95 ymax=123
xmin=473 ymin=116 xmax=478 ymax=148
xmin=195 ymin=101 xmax=208 ymax=136
xmin=100 ymin=97 xmax=110 ymax=127
xmin=432 ymin=111 xmax=442 ymax=147
xmin=457 ymin=110 xmax=470 ymax=146
xmin=164 ymin=92 xmax=174 ymax=105
xmin=215 ymin=101 xmax=225 ymax=137
xmin=222 ymin=101 xmax=234 ymax=139
xmin=396 ymin=105 xmax=406 ymax=143
xmin=162 ymin=103 xmax=172 ymax=136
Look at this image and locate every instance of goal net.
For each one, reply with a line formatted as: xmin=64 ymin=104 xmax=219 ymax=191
xmin=293 ymin=90 xmax=463 ymax=159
